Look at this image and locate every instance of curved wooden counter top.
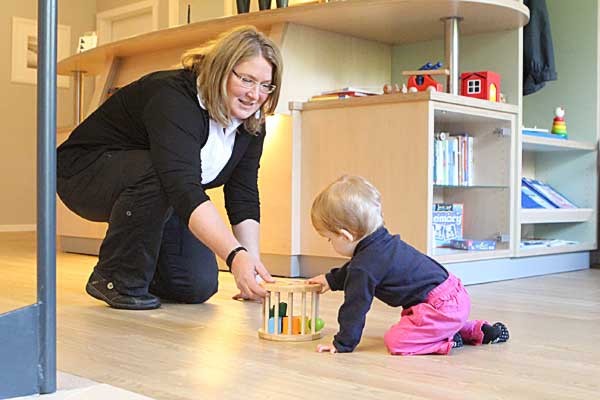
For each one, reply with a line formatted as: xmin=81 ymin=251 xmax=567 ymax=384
xmin=58 ymin=0 xmax=529 ymax=76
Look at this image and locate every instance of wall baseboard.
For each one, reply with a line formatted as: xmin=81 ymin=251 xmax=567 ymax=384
xmin=0 ymin=225 xmax=36 ymax=232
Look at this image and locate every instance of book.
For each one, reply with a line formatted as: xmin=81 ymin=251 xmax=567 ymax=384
xmin=521 ymin=179 xmax=557 ymax=209
xmin=309 ymin=94 xmax=354 ymax=101
xmin=522 ymin=127 xmax=567 ymax=140
xmin=523 ymin=178 xmax=578 ymax=208
xmin=447 ymin=238 xmax=497 ymax=251
xmin=318 ymin=91 xmax=370 ymax=97
xmin=520 ymin=239 xmax=578 ymax=248
xmin=432 ymin=203 xmax=463 ymax=247
xmin=320 ymin=87 xmax=381 ymax=96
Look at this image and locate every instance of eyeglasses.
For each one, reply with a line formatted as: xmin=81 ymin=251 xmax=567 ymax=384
xmin=232 ymin=69 xmax=276 ymax=94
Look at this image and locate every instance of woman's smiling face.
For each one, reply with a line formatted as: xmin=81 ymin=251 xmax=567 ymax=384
xmin=226 ymin=56 xmax=273 ymax=120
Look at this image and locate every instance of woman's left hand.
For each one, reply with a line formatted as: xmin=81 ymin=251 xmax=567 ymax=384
xmin=230 ymin=250 xmax=274 ymax=301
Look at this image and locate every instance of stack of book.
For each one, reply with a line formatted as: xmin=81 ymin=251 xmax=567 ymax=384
xmin=521 ymin=177 xmax=578 ymax=209
xmin=309 ymin=87 xmax=380 ymax=102
xmin=433 ymin=132 xmax=473 ymax=186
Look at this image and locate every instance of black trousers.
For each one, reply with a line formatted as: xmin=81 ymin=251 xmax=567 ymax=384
xmin=57 ymin=150 xmax=218 ymax=303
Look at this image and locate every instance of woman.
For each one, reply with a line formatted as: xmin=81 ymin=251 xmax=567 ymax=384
xmin=57 ymin=26 xmax=283 ymax=310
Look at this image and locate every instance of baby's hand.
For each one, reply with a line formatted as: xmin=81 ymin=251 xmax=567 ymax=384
xmin=316 ymin=343 xmax=337 ymax=354
xmin=306 ymin=274 xmax=330 ymax=294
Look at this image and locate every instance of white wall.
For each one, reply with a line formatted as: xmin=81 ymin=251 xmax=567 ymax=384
xmin=0 ymin=0 xmax=96 ymax=229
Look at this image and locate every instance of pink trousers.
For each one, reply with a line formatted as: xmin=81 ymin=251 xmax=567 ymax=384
xmin=383 ymin=273 xmax=488 ymax=355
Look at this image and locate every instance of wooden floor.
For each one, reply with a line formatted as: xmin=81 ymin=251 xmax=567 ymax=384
xmin=2 ymin=232 xmax=600 ymax=400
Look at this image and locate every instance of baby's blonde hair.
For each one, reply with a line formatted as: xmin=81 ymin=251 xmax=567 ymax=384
xmin=311 ymin=175 xmax=384 ymax=240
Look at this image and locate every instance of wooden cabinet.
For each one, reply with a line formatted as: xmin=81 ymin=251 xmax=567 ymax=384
xmin=291 ymin=92 xmax=518 ymax=266
xmin=518 ymin=134 xmax=597 ymax=257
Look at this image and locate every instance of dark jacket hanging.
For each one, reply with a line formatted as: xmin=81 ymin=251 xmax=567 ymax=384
xmin=523 ymin=0 xmax=558 ymax=95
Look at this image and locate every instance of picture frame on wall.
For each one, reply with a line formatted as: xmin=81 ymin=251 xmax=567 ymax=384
xmin=11 ymin=16 xmax=71 ymax=88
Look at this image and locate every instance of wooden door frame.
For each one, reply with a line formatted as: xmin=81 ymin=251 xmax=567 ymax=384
xmin=97 ymin=0 xmax=160 ymax=45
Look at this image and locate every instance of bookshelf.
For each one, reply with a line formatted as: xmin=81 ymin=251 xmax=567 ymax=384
xmin=292 ymin=78 xmax=595 ymax=281
xmin=522 ymin=135 xmax=596 ymax=152
xmin=291 ymin=92 xmax=518 ymax=267
xmin=518 ymin=1 xmax=598 ymax=261
xmin=518 ymin=133 xmax=597 ymax=257
xmin=431 ymin=103 xmax=516 ymax=263
xmin=520 ymin=208 xmax=594 ymax=224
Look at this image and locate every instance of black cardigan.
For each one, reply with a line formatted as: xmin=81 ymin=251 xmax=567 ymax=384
xmin=57 ymin=69 xmax=265 ymax=225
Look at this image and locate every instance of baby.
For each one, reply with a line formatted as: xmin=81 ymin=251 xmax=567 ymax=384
xmin=307 ymin=175 xmax=509 ymax=354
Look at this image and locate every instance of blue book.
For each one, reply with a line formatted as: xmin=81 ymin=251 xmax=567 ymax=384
xmin=521 ymin=179 xmax=557 ymax=209
xmin=522 ymin=127 xmax=567 ymax=140
xmin=447 ymin=239 xmax=496 ymax=251
xmin=523 ymin=178 xmax=577 ymax=209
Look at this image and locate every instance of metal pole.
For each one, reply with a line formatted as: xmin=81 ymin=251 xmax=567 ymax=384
xmin=442 ymin=16 xmax=463 ymax=95
xmin=37 ymin=0 xmax=57 ymax=394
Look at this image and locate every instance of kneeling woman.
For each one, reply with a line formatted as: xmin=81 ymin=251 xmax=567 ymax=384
xmin=57 ymin=26 xmax=283 ymax=310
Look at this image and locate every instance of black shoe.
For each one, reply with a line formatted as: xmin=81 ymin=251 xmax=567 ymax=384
xmin=85 ymin=271 xmax=161 ymax=310
xmin=489 ymin=322 xmax=510 ymax=344
xmin=482 ymin=322 xmax=510 ymax=344
xmin=452 ymin=332 xmax=464 ymax=348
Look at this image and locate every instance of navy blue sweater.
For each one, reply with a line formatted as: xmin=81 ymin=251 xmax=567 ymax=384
xmin=325 ymin=227 xmax=448 ymax=353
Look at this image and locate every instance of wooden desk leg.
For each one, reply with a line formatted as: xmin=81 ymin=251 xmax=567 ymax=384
xmin=73 ymin=71 xmax=85 ymax=125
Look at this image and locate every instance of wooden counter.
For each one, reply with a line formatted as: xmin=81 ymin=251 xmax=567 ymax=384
xmin=58 ymin=0 xmax=528 ymax=76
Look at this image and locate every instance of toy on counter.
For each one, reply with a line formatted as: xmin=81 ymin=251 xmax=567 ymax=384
xmin=460 ymin=71 xmax=501 ymax=102
xmin=402 ymin=62 xmax=447 ymax=93
xmin=259 ymin=281 xmax=324 ymax=341
xmin=551 ymin=106 xmax=568 ymax=138
xmin=382 ymin=83 xmax=407 ymax=94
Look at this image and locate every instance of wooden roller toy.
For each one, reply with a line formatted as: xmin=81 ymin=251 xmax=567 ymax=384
xmin=258 ymin=281 xmax=324 ymax=342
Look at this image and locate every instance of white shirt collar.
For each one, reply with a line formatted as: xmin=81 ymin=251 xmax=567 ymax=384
xmin=197 ymin=93 xmax=242 ymax=136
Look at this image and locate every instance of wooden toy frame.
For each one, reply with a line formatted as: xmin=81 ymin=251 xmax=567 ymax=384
xmin=258 ymin=281 xmax=323 ymax=342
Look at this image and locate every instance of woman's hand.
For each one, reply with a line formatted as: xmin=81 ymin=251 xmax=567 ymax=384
xmin=306 ymin=274 xmax=330 ymax=294
xmin=316 ymin=343 xmax=337 ymax=354
xmin=230 ymin=250 xmax=274 ymax=301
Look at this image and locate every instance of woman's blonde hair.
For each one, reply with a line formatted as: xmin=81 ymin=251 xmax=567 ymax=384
xmin=311 ymin=175 xmax=384 ymax=240
xmin=181 ymin=25 xmax=283 ymax=135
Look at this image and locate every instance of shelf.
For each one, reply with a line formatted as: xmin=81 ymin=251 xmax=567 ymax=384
xmin=522 ymin=135 xmax=597 ymax=152
xmin=292 ymin=91 xmax=520 ymax=114
xmin=517 ymin=242 xmax=595 ymax=257
xmin=57 ymin=0 xmax=529 ymax=76
xmin=520 ymin=208 xmax=594 ymax=224
xmin=434 ymin=184 xmax=509 ymax=189
xmin=433 ymin=245 xmax=511 ymax=263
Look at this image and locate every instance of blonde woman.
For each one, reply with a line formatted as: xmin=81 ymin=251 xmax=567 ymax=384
xmin=58 ymin=26 xmax=283 ymax=310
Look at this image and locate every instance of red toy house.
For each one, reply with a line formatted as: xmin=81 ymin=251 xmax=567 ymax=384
xmin=460 ymin=71 xmax=501 ymax=102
